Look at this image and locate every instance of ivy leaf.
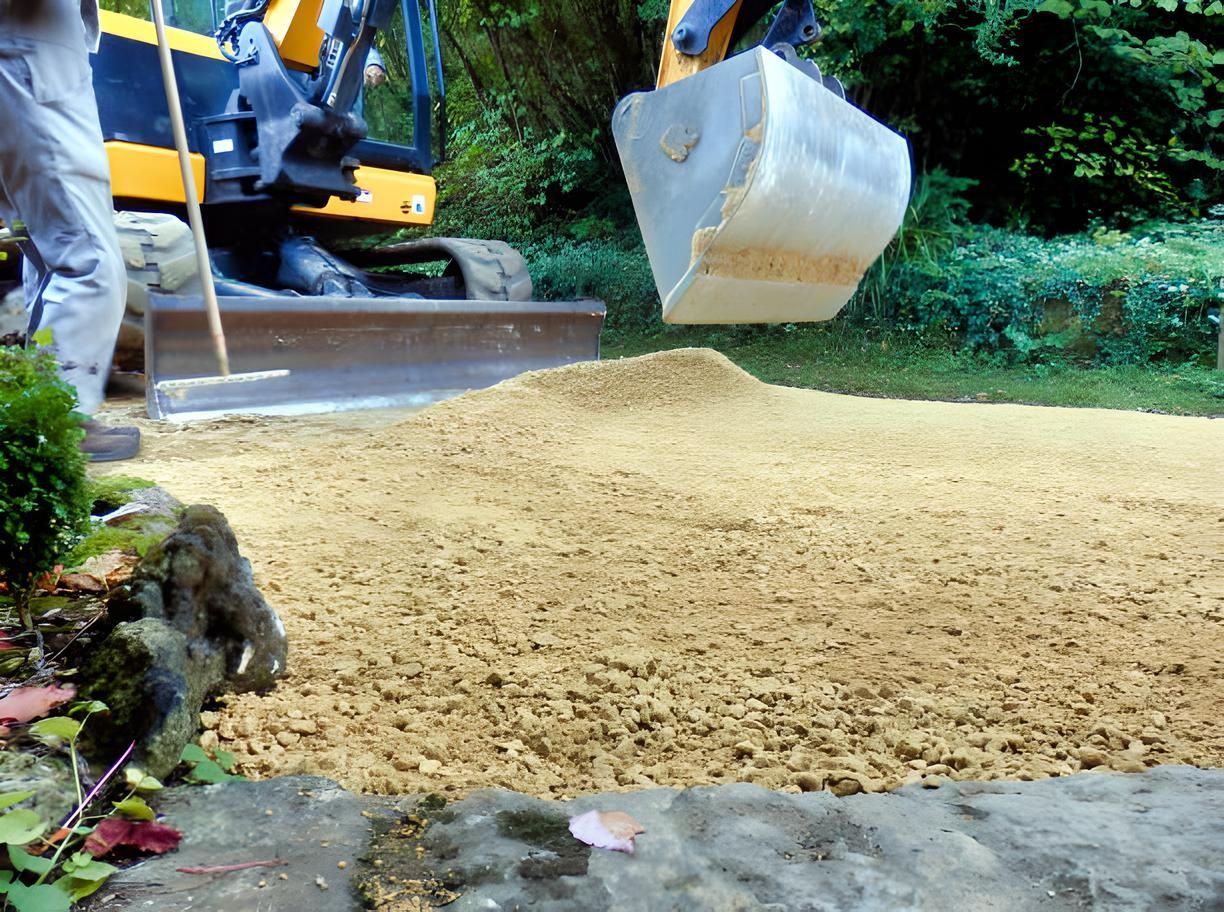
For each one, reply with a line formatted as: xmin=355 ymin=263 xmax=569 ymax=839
xmin=112 ymin=797 xmax=155 ymax=821
xmin=9 ymin=844 xmax=53 ymax=875
xmin=29 ymin=716 xmax=81 ymax=746
xmin=0 ymin=809 xmax=48 ymax=845
xmin=4 ymin=880 xmax=70 ymax=912
xmin=179 ymin=744 xmax=209 ymax=765
xmin=68 ymin=700 xmax=108 ymax=717
xmin=0 ymin=791 xmax=36 ymax=811
xmin=53 ymin=860 xmax=119 ymax=902
xmin=184 ymin=759 xmax=238 ymax=784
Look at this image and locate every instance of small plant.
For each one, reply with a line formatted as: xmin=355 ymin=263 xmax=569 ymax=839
xmin=178 ymin=743 xmax=242 ymax=784
xmin=0 ymin=342 xmax=91 ymax=632
xmin=0 ymin=702 xmax=170 ymax=911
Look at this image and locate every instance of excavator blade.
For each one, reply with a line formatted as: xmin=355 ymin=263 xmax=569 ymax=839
xmin=613 ymin=46 xmax=911 ymax=324
xmin=144 ymin=293 xmax=605 ymax=421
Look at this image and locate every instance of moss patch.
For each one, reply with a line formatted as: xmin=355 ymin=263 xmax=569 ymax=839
xmin=87 ymin=474 xmax=158 ymax=512
xmin=63 ymin=523 xmax=165 ymax=568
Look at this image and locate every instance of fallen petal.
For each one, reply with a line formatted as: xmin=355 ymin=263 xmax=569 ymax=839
xmin=0 ymin=685 xmax=76 ymax=735
xmin=568 ymin=809 xmax=645 ymax=854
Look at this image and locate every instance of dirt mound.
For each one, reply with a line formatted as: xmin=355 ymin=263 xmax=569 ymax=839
xmin=114 ymin=350 xmax=1224 ymax=798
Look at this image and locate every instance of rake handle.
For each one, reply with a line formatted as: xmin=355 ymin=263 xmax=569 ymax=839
xmin=149 ymin=0 xmax=230 ymax=377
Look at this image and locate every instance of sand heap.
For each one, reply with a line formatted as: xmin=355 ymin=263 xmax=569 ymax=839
xmin=122 ymin=349 xmax=1224 ymax=797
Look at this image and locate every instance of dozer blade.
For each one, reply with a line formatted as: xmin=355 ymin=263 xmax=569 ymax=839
xmin=144 ymin=293 xmax=605 ymax=421
xmin=613 ymin=46 xmax=911 ymax=324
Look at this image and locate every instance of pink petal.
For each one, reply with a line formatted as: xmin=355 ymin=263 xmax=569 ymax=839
xmin=568 ymin=809 xmax=645 ymax=854
xmin=0 ymin=685 xmax=76 ymax=735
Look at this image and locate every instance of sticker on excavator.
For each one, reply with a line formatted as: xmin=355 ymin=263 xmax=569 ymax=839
xmin=613 ymin=47 xmax=911 ymax=324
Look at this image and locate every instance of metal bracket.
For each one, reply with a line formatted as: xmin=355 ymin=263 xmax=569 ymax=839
xmin=672 ymin=0 xmax=821 ymax=57
xmin=762 ymin=0 xmax=820 ymax=51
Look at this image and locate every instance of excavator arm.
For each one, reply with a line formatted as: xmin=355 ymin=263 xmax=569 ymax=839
xmin=614 ymin=0 xmax=912 ymax=324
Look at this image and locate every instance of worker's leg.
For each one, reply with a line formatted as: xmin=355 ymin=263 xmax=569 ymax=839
xmin=0 ymin=38 xmax=125 ymax=415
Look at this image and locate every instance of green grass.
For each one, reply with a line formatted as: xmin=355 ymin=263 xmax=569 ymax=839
xmin=602 ymin=324 xmax=1224 ymax=416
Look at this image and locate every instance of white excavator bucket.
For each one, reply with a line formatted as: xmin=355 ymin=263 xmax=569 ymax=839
xmin=613 ymin=46 xmax=911 ymax=324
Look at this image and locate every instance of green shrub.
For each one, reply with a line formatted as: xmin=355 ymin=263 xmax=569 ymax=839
xmin=848 ymin=168 xmax=979 ymax=323
xmin=430 ymin=108 xmax=600 ymax=244
xmin=890 ymin=219 xmax=1222 ymax=366
xmin=521 ymin=235 xmax=661 ymax=336
xmin=0 ymin=344 xmax=91 ymax=607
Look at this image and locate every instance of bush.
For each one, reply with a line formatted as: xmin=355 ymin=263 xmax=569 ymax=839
xmin=890 ymin=219 xmax=1222 ymax=366
xmin=521 ymin=235 xmax=661 ymax=336
xmin=0 ymin=344 xmax=91 ymax=602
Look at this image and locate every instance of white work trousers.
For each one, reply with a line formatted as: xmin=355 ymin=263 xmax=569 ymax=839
xmin=0 ymin=24 xmax=124 ymax=414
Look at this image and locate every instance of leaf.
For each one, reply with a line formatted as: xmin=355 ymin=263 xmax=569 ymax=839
xmin=0 ymin=791 xmax=36 ymax=811
xmin=184 ymin=759 xmax=237 ymax=784
xmin=5 ymin=881 xmax=71 ymax=912
xmin=83 ymin=818 xmax=181 ymax=859
xmin=79 ymin=551 xmax=138 ymax=587
xmin=0 ymin=685 xmax=76 ymax=735
xmin=56 ymin=573 xmax=105 ymax=594
xmin=179 ymin=743 xmax=209 ymax=765
xmin=123 ymin=766 xmax=162 ymax=793
xmin=568 ymin=809 xmax=645 ymax=854
xmin=54 ymin=859 xmax=118 ymax=902
xmin=30 ymin=327 xmax=54 ymax=347
xmin=112 ymin=797 xmax=155 ymax=821
xmin=214 ymin=748 xmax=237 ymax=772
xmin=9 ymin=844 xmax=53 ymax=875
xmin=0 ymin=809 xmax=48 ymax=845
xmin=68 ymin=700 xmax=108 ymax=717
xmin=28 ymin=716 xmax=81 ymax=745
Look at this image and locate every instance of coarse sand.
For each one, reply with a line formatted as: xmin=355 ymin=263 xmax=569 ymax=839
xmin=109 ymin=349 xmax=1224 ymax=798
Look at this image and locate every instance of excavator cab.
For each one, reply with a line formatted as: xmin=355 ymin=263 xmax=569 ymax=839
xmin=614 ymin=0 xmax=911 ymax=324
xmin=92 ymin=0 xmax=603 ymax=420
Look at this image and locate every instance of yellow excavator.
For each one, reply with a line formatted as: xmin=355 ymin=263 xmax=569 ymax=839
xmin=89 ymin=0 xmax=909 ymax=419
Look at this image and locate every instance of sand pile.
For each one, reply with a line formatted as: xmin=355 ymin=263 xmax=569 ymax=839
xmin=117 ymin=349 xmax=1224 ymax=797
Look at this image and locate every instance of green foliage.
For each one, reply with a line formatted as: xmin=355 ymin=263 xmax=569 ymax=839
xmin=61 ymin=526 xmax=165 ymax=570
xmin=805 ymin=0 xmax=1220 ymax=229
xmin=86 ymin=475 xmax=157 ymax=513
xmin=430 ymin=107 xmax=599 ymax=242
xmin=521 ymin=235 xmax=659 ymax=335
xmin=0 ymin=703 xmax=133 ymax=912
xmin=178 ymin=743 xmax=242 ymax=784
xmin=889 ymin=218 xmax=1222 ymax=364
xmin=0 ymin=345 xmax=90 ymax=607
xmin=851 ymin=168 xmax=979 ymax=322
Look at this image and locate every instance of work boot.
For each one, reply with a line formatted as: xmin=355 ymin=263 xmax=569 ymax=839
xmin=81 ymin=420 xmax=141 ymax=462
xmin=82 ymin=419 xmax=139 ymax=438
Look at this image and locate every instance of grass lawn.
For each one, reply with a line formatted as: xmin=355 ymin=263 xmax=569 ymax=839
xmin=602 ymin=324 xmax=1224 ymax=417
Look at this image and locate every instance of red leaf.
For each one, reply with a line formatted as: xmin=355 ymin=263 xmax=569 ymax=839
xmin=0 ymin=685 xmax=76 ymax=735
xmin=34 ymin=565 xmax=65 ymax=593
xmin=84 ymin=818 xmax=182 ymax=858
